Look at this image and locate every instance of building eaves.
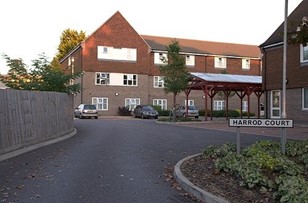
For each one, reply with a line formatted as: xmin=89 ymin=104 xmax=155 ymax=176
xmin=141 ymin=35 xmax=260 ymax=58
xmin=259 ymin=0 xmax=308 ymax=48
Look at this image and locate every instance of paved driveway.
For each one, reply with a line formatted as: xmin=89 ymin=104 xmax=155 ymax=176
xmin=0 ymin=119 xmax=277 ymax=203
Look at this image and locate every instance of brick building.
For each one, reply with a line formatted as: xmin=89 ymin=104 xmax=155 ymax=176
xmin=259 ymin=0 xmax=308 ymax=122
xmin=60 ymin=11 xmax=262 ymax=116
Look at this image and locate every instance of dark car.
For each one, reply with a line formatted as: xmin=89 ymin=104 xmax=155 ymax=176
xmin=74 ymin=104 xmax=98 ymax=119
xmin=133 ymin=105 xmax=159 ymax=119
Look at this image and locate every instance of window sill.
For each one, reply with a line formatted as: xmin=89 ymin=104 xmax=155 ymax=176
xmin=300 ymin=61 xmax=308 ymax=67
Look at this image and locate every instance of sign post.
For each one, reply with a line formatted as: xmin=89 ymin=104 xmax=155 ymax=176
xmin=229 ymin=119 xmax=294 ymax=154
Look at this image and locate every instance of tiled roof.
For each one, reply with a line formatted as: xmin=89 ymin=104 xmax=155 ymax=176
xmin=260 ymin=0 xmax=308 ymax=47
xmin=141 ymin=35 xmax=261 ymax=58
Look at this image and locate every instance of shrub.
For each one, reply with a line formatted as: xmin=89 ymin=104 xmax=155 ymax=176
xmin=118 ymin=106 xmax=131 ymax=116
xmin=198 ymin=109 xmax=240 ymax=117
xmin=152 ymin=105 xmax=170 ymax=116
xmin=202 ymin=140 xmax=308 ymax=203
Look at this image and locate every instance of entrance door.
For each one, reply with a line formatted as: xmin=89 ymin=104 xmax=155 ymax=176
xmin=271 ymin=90 xmax=281 ymax=118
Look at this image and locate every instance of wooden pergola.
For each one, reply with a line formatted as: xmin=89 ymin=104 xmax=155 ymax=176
xmin=185 ymin=73 xmax=263 ymax=121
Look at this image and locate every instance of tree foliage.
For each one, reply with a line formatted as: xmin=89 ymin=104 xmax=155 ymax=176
xmin=288 ymin=17 xmax=308 ymax=46
xmin=55 ymin=28 xmax=86 ymax=61
xmin=159 ymin=40 xmax=190 ymax=108
xmin=0 ymin=54 xmax=81 ymax=94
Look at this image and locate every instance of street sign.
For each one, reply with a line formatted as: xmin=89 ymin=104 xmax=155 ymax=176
xmin=229 ymin=119 xmax=294 ymax=128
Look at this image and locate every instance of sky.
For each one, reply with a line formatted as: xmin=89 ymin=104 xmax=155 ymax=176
xmin=0 ymin=0 xmax=303 ymax=74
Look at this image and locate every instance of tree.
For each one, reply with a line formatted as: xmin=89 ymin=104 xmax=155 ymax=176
xmin=288 ymin=16 xmax=308 ymax=46
xmin=55 ymin=28 xmax=86 ymax=61
xmin=0 ymin=54 xmax=29 ymax=89
xmin=0 ymin=54 xmax=81 ymax=94
xmin=159 ymin=40 xmax=190 ymax=120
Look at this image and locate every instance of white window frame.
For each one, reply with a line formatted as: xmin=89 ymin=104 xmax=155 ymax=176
xmin=302 ymin=87 xmax=308 ymax=110
xmin=184 ymin=100 xmax=194 ymax=106
xmin=123 ymin=74 xmax=137 ymax=86
xmin=97 ymin=46 xmax=137 ymax=61
xmin=154 ymin=52 xmax=168 ymax=65
xmin=213 ymin=100 xmax=225 ymax=110
xmin=271 ymin=90 xmax=281 ymax=118
xmin=242 ymin=59 xmax=250 ymax=70
xmin=300 ymin=44 xmax=308 ymax=63
xmin=92 ymin=97 xmax=108 ymax=111
xmin=186 ymin=55 xmax=195 ymax=66
xmin=153 ymin=76 xmax=164 ymax=88
xmin=214 ymin=57 xmax=227 ymax=68
xmin=242 ymin=101 xmax=248 ymax=112
xmin=153 ymin=99 xmax=167 ymax=110
xmin=95 ymin=72 xmax=110 ymax=85
xmin=125 ymin=98 xmax=140 ymax=111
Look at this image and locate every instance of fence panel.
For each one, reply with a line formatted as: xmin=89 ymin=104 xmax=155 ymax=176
xmin=0 ymin=89 xmax=74 ymax=155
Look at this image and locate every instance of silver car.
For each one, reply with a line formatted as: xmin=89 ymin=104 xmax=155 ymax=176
xmin=175 ymin=105 xmax=199 ymax=119
xmin=74 ymin=104 xmax=98 ymax=119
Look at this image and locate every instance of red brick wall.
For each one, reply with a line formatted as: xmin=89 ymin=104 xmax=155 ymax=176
xmin=82 ymin=12 xmax=151 ymax=75
xmin=262 ymin=44 xmax=308 ymax=91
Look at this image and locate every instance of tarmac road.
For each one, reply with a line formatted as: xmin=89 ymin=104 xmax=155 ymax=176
xmin=0 ymin=118 xmax=279 ymax=203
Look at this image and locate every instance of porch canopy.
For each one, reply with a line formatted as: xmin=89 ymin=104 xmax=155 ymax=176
xmin=185 ymin=73 xmax=263 ymax=121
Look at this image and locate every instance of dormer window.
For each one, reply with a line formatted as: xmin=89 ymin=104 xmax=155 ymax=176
xmin=154 ymin=52 xmax=167 ymax=65
xmin=186 ymin=55 xmax=195 ymax=66
xmin=242 ymin=58 xmax=250 ymax=70
xmin=214 ymin=57 xmax=227 ymax=68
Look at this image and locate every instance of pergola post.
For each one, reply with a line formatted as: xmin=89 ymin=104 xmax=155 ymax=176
xmin=254 ymin=91 xmax=264 ymax=118
xmin=224 ymin=90 xmax=231 ymax=120
xmin=202 ymin=85 xmax=208 ymax=121
xmin=235 ymin=90 xmax=246 ymax=118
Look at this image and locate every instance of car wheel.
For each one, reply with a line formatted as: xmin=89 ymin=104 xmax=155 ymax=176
xmin=155 ymin=116 xmax=158 ymax=119
xmin=95 ymin=116 xmax=98 ymax=119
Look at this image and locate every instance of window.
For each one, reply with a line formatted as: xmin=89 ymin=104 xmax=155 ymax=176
xmin=300 ymin=44 xmax=308 ymax=63
xmin=213 ymin=100 xmax=225 ymax=110
xmin=271 ymin=90 xmax=280 ymax=118
xmin=242 ymin=59 xmax=250 ymax=70
xmin=214 ymin=57 xmax=227 ymax=68
xmin=154 ymin=53 xmax=168 ymax=65
xmin=123 ymin=74 xmax=137 ymax=86
xmin=125 ymin=98 xmax=140 ymax=111
xmin=92 ymin=97 xmax=108 ymax=110
xmin=303 ymin=88 xmax=308 ymax=109
xmin=96 ymin=72 xmax=110 ymax=85
xmin=97 ymin=46 xmax=137 ymax=61
xmin=184 ymin=100 xmax=194 ymax=106
xmin=186 ymin=55 xmax=195 ymax=66
xmin=154 ymin=76 xmax=164 ymax=88
xmin=153 ymin=99 xmax=167 ymax=110
xmin=242 ymin=101 xmax=248 ymax=112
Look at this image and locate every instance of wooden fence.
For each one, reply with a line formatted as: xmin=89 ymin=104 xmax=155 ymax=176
xmin=0 ymin=89 xmax=74 ymax=155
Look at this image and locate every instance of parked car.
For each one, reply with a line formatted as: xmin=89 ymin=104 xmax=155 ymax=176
xmin=133 ymin=105 xmax=159 ymax=119
xmin=74 ymin=104 xmax=98 ymax=119
xmin=174 ymin=105 xmax=199 ymax=118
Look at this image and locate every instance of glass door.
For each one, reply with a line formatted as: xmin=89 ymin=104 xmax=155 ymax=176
xmin=271 ymin=90 xmax=281 ymax=118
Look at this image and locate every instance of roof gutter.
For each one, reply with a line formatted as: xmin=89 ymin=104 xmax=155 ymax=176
xmin=262 ymin=42 xmax=283 ymax=49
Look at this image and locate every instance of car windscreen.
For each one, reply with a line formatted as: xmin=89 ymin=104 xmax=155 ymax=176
xmin=188 ymin=106 xmax=197 ymax=110
xmin=84 ymin=105 xmax=96 ymax=110
xmin=143 ymin=106 xmax=154 ymax=111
